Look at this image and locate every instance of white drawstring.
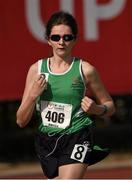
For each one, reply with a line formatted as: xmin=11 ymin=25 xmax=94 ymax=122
xmin=45 ymin=134 xmax=65 ymax=157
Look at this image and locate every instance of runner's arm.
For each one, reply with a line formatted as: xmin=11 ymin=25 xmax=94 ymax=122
xmin=16 ymin=63 xmax=46 ymax=127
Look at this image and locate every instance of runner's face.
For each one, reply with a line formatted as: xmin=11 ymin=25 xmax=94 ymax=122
xmin=48 ymin=24 xmax=76 ymax=58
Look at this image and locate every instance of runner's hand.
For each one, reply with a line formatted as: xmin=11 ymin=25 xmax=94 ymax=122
xmin=31 ymin=74 xmax=47 ymax=99
xmin=81 ymin=96 xmax=97 ymax=114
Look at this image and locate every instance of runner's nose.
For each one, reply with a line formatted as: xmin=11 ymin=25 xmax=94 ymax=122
xmin=59 ymin=37 xmax=65 ymax=45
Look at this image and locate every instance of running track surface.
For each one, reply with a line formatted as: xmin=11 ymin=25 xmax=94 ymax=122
xmin=2 ymin=167 xmax=132 ymax=179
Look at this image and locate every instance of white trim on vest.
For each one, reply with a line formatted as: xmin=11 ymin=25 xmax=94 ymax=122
xmin=38 ymin=59 xmax=43 ymax=74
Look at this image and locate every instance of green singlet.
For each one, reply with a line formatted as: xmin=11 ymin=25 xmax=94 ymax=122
xmin=36 ymin=57 xmax=92 ymax=135
xmin=36 ymin=57 xmax=110 ymax=165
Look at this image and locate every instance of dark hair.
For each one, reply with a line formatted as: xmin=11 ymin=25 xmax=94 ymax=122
xmin=45 ymin=11 xmax=78 ymax=39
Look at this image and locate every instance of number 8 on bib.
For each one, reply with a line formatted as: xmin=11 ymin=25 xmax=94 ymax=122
xmin=70 ymin=144 xmax=88 ymax=162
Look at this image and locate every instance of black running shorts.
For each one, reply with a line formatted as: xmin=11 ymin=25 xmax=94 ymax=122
xmin=35 ymin=126 xmax=93 ymax=179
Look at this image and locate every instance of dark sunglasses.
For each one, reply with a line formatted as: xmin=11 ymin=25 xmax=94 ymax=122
xmin=49 ymin=34 xmax=75 ymax=42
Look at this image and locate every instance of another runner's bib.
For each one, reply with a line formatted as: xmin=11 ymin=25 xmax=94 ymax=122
xmin=41 ymin=101 xmax=72 ymax=129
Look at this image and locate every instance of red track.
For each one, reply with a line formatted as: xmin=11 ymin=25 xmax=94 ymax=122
xmin=3 ymin=167 xmax=132 ymax=179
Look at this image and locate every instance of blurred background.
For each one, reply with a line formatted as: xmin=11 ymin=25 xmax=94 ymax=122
xmin=0 ymin=0 xmax=132 ymax=178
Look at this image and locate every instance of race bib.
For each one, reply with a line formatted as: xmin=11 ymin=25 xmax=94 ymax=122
xmin=70 ymin=144 xmax=88 ymax=162
xmin=41 ymin=101 xmax=72 ymax=129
